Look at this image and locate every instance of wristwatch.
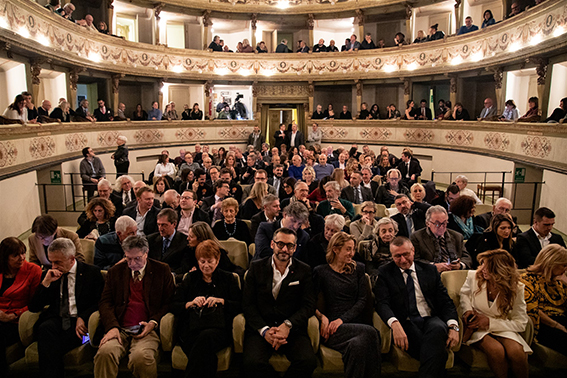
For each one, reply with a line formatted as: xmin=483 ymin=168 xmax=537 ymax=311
xmin=449 ymin=324 xmax=460 ymax=332
xmin=284 ymin=320 xmax=293 ymax=329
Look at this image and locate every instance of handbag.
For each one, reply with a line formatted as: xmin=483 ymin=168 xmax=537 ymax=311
xmin=187 ymin=303 xmax=226 ymax=333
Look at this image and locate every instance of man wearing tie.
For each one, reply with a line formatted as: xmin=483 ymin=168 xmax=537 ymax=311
xmin=478 ymin=98 xmax=498 ymax=121
xmin=147 ymin=209 xmax=188 ymax=272
xmin=29 ymin=238 xmax=104 ymax=378
xmin=201 ymin=180 xmax=230 ymax=222
xmin=417 ymin=99 xmax=432 ymax=120
xmin=391 ymin=194 xmax=426 ymax=238
xmin=397 ymin=151 xmax=421 ymax=187
xmin=374 ymin=236 xmax=460 ymax=378
xmin=340 ymin=171 xmax=373 ymax=204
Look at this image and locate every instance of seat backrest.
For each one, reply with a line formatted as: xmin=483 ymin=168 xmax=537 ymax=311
xmin=476 ymin=204 xmax=493 ymax=215
xmin=358 ymin=240 xmax=372 ymax=262
xmin=372 ymin=175 xmax=382 ymax=183
xmin=219 ymin=239 xmax=249 ymax=270
xmin=248 ymin=243 xmax=255 ymax=257
xmin=375 ymin=204 xmax=388 ymax=218
xmin=440 ymin=270 xmax=469 ymax=312
xmin=242 ymin=219 xmax=252 ymax=229
xmin=80 ymin=238 xmax=95 ymax=265
xmin=353 ymin=203 xmax=363 ymax=216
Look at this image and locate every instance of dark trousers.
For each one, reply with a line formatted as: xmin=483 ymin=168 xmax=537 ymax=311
xmin=402 ymin=316 xmax=449 ymax=378
xmin=83 ymin=182 xmax=98 ymax=201
xmin=37 ymin=317 xmax=83 ymax=378
xmin=325 ymin=323 xmax=381 ymax=378
xmin=179 ymin=328 xmax=230 ymax=378
xmin=0 ymin=322 xmax=20 ymax=376
xmin=115 ymin=161 xmax=129 ymax=178
xmin=243 ymin=331 xmax=317 ymax=378
xmin=538 ymin=315 xmax=567 ymax=355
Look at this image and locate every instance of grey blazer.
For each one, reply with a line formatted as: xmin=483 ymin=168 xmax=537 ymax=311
xmin=410 ymin=228 xmax=472 ymax=269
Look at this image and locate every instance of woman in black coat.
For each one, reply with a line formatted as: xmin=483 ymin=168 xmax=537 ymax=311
xmin=111 ymin=136 xmax=129 ymax=178
xmin=470 ymin=213 xmax=515 ymax=268
xmin=171 ymin=240 xmax=241 ymax=378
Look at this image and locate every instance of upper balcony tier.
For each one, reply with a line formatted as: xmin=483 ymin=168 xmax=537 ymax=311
xmin=0 ymin=0 xmax=566 ymax=82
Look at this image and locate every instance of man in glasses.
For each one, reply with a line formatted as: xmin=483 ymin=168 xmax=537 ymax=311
xmin=409 ymin=205 xmax=471 ymax=272
xmin=243 ymin=227 xmax=317 ymax=378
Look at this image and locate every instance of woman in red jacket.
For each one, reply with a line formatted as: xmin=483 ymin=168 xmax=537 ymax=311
xmin=0 ymin=237 xmax=42 ymax=375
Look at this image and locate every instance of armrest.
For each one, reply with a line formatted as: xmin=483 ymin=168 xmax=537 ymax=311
xmin=373 ymin=311 xmax=391 ymax=354
xmin=88 ymin=311 xmax=100 ymax=347
xmin=160 ymin=313 xmax=175 ymax=352
xmin=307 ymin=315 xmax=320 ymax=353
xmin=232 ymin=313 xmax=245 ymax=353
xmin=18 ymin=311 xmax=40 ymax=347
xmin=521 ymin=316 xmax=534 ymax=346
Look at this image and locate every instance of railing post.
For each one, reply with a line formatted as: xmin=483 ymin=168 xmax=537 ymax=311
xmin=42 ymin=184 xmax=48 ymax=214
xmin=69 ymin=174 xmax=77 ymax=212
xmin=431 ymin=170 xmax=435 ymax=182
xmin=501 ymin=171 xmax=506 ymax=198
xmin=530 ymin=182 xmax=539 ymax=221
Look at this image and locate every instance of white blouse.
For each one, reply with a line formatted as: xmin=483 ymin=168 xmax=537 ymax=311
xmin=154 ymin=162 xmax=176 ymax=178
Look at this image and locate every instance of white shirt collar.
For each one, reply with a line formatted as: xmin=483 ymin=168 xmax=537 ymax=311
xmin=131 ymin=263 xmax=147 ymax=280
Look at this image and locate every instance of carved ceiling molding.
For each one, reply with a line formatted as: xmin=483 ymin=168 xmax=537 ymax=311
xmin=255 ymin=84 xmax=310 ymax=98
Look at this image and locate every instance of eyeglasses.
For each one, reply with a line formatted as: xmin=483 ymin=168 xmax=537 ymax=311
xmin=392 ymin=252 xmax=411 ymax=260
xmin=430 ymin=221 xmax=448 ymax=228
xmin=274 ymin=241 xmax=296 ymax=250
xmin=180 ymin=196 xmax=193 ymax=200
xmin=362 ymin=210 xmax=376 ymax=215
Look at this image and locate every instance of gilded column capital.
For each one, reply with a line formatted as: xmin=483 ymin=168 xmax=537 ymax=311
xmin=251 ymin=13 xmax=257 ymax=30
xmin=307 ymin=14 xmax=314 ymax=31
xmin=111 ymin=73 xmax=124 ymax=94
xmin=203 ymin=10 xmax=212 ymax=27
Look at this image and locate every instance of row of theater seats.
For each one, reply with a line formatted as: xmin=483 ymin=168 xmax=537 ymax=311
xmin=8 ymin=235 xmax=567 ymax=375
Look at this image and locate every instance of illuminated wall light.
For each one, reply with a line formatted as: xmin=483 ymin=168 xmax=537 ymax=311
xmin=215 ymin=67 xmax=229 ymax=76
xmin=470 ymin=52 xmax=483 ymax=62
xmin=508 ymin=42 xmax=521 ymax=52
xmin=37 ymin=34 xmax=50 ymax=46
xmin=261 ymin=69 xmax=274 ymax=77
xmin=210 ymin=28 xmax=214 ymax=33
xmin=171 ymin=65 xmax=183 ymax=73
xmin=451 ymin=56 xmax=463 ymax=65
xmin=88 ymin=52 xmax=101 ymax=63
xmin=240 ymin=69 xmax=251 ymax=77
xmin=529 ymin=34 xmax=542 ymax=46
xmin=553 ymin=27 xmax=565 ymax=37
xmin=18 ymin=27 xmax=30 ymax=39
xmin=406 ymin=62 xmax=418 ymax=71
xmin=0 ymin=17 xmax=9 ymax=29
xmin=277 ymin=1 xmax=290 ymax=10
xmin=160 ymin=83 xmax=170 ymax=93
xmin=383 ymin=64 xmax=397 ymax=73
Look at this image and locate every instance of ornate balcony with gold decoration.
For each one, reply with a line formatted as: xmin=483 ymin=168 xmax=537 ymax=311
xmin=0 ymin=0 xmax=565 ymax=82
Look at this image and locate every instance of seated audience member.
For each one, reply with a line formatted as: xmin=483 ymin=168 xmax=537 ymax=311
xmin=280 ymin=177 xmax=296 ymax=201
xmin=302 ymin=166 xmax=318 ymax=194
xmin=28 ymin=215 xmax=84 ymax=268
xmin=333 ymin=152 xmax=349 ymax=170
xmin=348 ymin=199 xmax=376 ymax=238
xmin=427 ymin=23 xmax=445 ymax=41
xmin=44 ymin=0 xmax=59 ymax=12
xmin=98 ymin=21 xmax=109 ymax=34
xmin=374 ymin=236 xmax=460 ymax=377
xmin=317 ymin=181 xmax=355 ymax=220
xmin=415 ymin=99 xmax=432 ymax=120
xmin=147 ymin=209 xmax=187 ymax=272
xmin=93 ymin=99 xmax=113 ymax=121
xmin=193 ymin=168 xmax=213 ymax=203
xmin=94 ymin=236 xmax=174 ymax=378
xmin=56 ymin=3 xmax=76 ymax=23
xmin=171 ymin=239 xmax=242 ymax=377
xmin=123 ymin=186 xmax=160 ymax=236
xmin=29 ymin=238 xmax=104 ymax=378
xmin=212 ymin=198 xmax=252 ymax=245
xmin=250 ymin=194 xmax=281 ymax=239
xmin=153 ymin=177 xmax=170 ymax=205
xmin=94 ymin=216 xmax=137 ymax=270
xmin=243 ymin=227 xmax=317 ymax=377
xmin=338 ymin=105 xmax=352 ymax=119
xmin=391 ymin=194 xmax=426 ymax=238
xmin=361 ymin=218 xmax=398 ymax=278
xmin=254 ymin=202 xmax=310 ymax=260
xmin=472 ymin=214 xmax=515 ymax=268
xmin=77 ymin=198 xmax=116 ymax=240
xmin=0 ymin=237 xmax=42 ymax=376
xmin=132 ymin=104 xmax=148 ymax=121
xmin=447 ymin=195 xmax=483 ymax=239
xmin=521 ymin=244 xmax=567 ymax=356
xmin=37 ymin=99 xmax=52 ymax=116
xmin=208 ymin=35 xmax=222 ymax=51
xmin=313 ymin=154 xmax=334 ymax=182
xmin=49 ymin=100 xmax=71 ymax=122
xmin=450 ymin=102 xmax=471 ymax=120
xmin=201 ymin=180 xmax=231 ymax=222
xmin=499 ymin=99 xmax=520 ymax=121
xmin=241 ymin=182 xmax=268 ymax=220
xmin=457 ymin=16 xmax=479 ymax=35
xmin=110 ymin=175 xmax=136 ymax=216
xmin=162 ymin=189 xmax=180 ymax=210
xmin=515 ymin=207 xmax=566 ymax=268
xmin=454 ymin=174 xmax=483 ymax=204
xmin=404 ymin=100 xmax=417 ymax=120
xmin=508 ymin=2 xmax=522 ymax=18
xmin=431 ymin=183 xmax=460 ymax=211
xmin=242 ymin=170 xmax=276 ymax=202
xmin=312 ymin=39 xmax=326 ymax=53
xmin=478 ymin=97 xmax=498 ymax=121
xmin=460 ymin=250 xmax=531 ymax=377
xmin=393 ymin=32 xmax=406 ymax=46
xmin=360 ymin=167 xmax=379 ymax=195
xmin=411 ymin=205 xmax=472 ymax=270
xmin=410 ymin=183 xmax=429 ymax=208
xmin=148 ymin=101 xmax=163 ymax=120
xmin=178 ymin=153 xmax=200 ymax=177
xmin=296 ymin=40 xmax=310 ymax=53
xmin=413 ymin=30 xmax=427 ymax=43
xmin=115 ymin=103 xmax=127 ymax=120
xmin=475 ymin=197 xmax=515 ymax=230
xmin=358 ymin=102 xmax=370 ymax=119
xmin=518 ymin=96 xmax=540 ymax=122
xmin=360 ymin=33 xmax=376 ymax=50
xmin=545 ymin=97 xmax=566 ymax=123
xmin=177 ymin=190 xmax=210 ymax=234
xmin=288 ymin=155 xmax=305 ymax=180
xmin=314 ymin=232 xmax=382 ymax=378
xmin=435 ymin=99 xmax=448 ymax=119
xmin=376 ymin=154 xmax=393 ymax=178
xmin=340 ymin=171 xmax=373 ymax=204
xmin=331 ymin=168 xmax=349 ymax=190
xmin=369 ymin=104 xmax=380 ymax=119
xmin=398 ymin=150 xmax=421 ymax=187
xmin=308 ymin=122 xmax=322 ymax=146
xmin=324 ymin=39 xmax=338 ymax=52
xmin=163 ymin=101 xmax=179 ymax=120
xmin=376 ymin=38 xmax=386 ymax=48
xmin=482 ymin=9 xmax=496 ymax=28
xmin=275 ymin=39 xmax=291 ymax=53
xmin=307 ymin=175 xmax=331 ymax=203
xmin=75 ymin=99 xmax=94 ymax=121
xmin=189 ymin=103 xmax=204 ymax=120
xmin=347 ymin=34 xmax=361 ymax=51
xmin=305 ymin=214 xmax=345 ymax=269
xmin=154 ymin=153 xmax=176 ymax=179
xmin=375 ymin=168 xmax=409 ymax=208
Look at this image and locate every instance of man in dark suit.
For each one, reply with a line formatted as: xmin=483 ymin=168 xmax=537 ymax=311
xmin=29 ymin=238 xmax=104 ymax=378
xmin=474 ymin=197 xmax=521 ymax=235
xmin=284 ymin=123 xmax=304 ymax=149
xmin=417 ymin=99 xmax=433 ymax=120
xmin=275 ymin=39 xmax=291 ymax=53
xmin=110 ymin=175 xmax=136 ymax=216
xmin=361 ymin=167 xmax=380 ymax=197
xmin=397 ymin=151 xmax=421 ymax=187
xmin=391 ymin=194 xmax=426 ymax=238
xmin=201 ymin=180 xmax=231 ymax=223
xmin=94 ymin=215 xmax=138 ymax=270
xmin=268 ymin=164 xmax=285 ymax=195
xmin=75 ymin=99 xmax=94 ymax=121
xmin=242 ymin=170 xmax=278 ymax=202
xmin=94 ymin=236 xmax=175 ymax=378
xmin=410 ymin=205 xmax=472 ymax=271
xmin=374 ymin=236 xmax=459 ymax=378
xmin=340 ymin=171 xmax=373 ymax=204
xmin=243 ymin=227 xmax=317 ymax=378
xmin=250 ymin=194 xmax=281 ymax=239
xmin=147 ymin=209 xmax=187 ymax=272
xmin=247 ymin=125 xmax=264 ymax=151
xmin=515 ymin=207 xmax=566 ymax=268
xmin=338 ymin=105 xmax=352 ymax=119
xmin=312 ymin=104 xmax=325 ymax=119
xmin=192 ymin=168 xmax=213 ymax=204
xmin=254 ymin=201 xmax=310 ymax=261
xmin=122 ymin=186 xmax=160 ymax=237
xmin=93 ymin=98 xmax=113 ymax=121
xmin=177 ymin=190 xmax=211 ymax=234
xmin=430 ymin=184 xmax=460 ymax=212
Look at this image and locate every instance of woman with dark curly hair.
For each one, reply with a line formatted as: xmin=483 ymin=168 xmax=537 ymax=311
xmin=447 ymin=195 xmax=483 ymax=239
xmin=76 ymin=197 xmax=116 ymax=239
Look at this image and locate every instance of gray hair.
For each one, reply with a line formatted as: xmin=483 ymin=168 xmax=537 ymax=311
xmin=98 ymin=178 xmax=111 ymax=189
xmin=262 ymin=194 xmax=279 ymax=207
xmin=386 ymin=168 xmax=401 ymax=178
xmin=117 ymin=135 xmax=128 ymax=143
xmin=425 ymin=205 xmax=448 ymax=222
xmin=495 ymin=197 xmax=512 ymax=208
xmin=325 ymin=214 xmax=346 ymax=230
xmin=122 ymin=235 xmax=149 ymax=254
xmin=47 ymin=238 xmax=76 ymax=258
xmin=114 ymin=175 xmax=135 ymax=191
xmin=114 ymin=215 xmax=137 ymax=233
xmin=374 ymin=217 xmax=399 ymax=234
xmin=361 ymin=201 xmax=376 ymax=211
xmin=455 ymin=175 xmax=468 ymax=183
xmin=283 ymin=201 xmax=309 ymax=223
xmin=324 ymin=181 xmax=340 ymax=192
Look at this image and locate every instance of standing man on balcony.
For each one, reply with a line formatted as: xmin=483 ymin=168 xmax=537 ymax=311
xmin=94 ymin=99 xmax=113 ymax=122
xmin=80 ymin=147 xmax=106 ymax=201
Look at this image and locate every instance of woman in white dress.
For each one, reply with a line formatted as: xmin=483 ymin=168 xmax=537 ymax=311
xmin=460 ymin=249 xmax=531 ymax=378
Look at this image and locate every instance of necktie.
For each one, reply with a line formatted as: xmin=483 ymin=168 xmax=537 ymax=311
xmin=60 ymin=274 xmax=71 ymax=331
xmin=162 ymin=237 xmax=170 ymax=256
xmin=438 ymin=236 xmax=449 ymax=263
xmin=422 ymin=108 xmax=425 ymax=116
xmin=213 ymin=198 xmax=222 ymax=221
xmin=274 ymin=178 xmax=280 ymax=193
xmin=406 ymin=162 xmax=410 ymax=178
xmin=354 ymin=187 xmax=361 ymax=204
xmin=406 ymin=215 xmax=413 ymax=236
xmin=134 ymin=271 xmax=141 ymax=281
xmin=405 ymin=269 xmax=424 ymax=328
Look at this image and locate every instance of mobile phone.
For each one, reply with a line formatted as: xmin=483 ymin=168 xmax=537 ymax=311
xmin=124 ymin=325 xmax=142 ymax=335
xmin=450 ymin=258 xmax=460 ymax=264
xmin=82 ymin=334 xmax=90 ymax=345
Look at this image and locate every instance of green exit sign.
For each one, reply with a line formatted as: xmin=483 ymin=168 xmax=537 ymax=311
xmin=50 ymin=170 xmax=61 ymax=184
xmin=514 ymin=168 xmax=526 ymax=183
